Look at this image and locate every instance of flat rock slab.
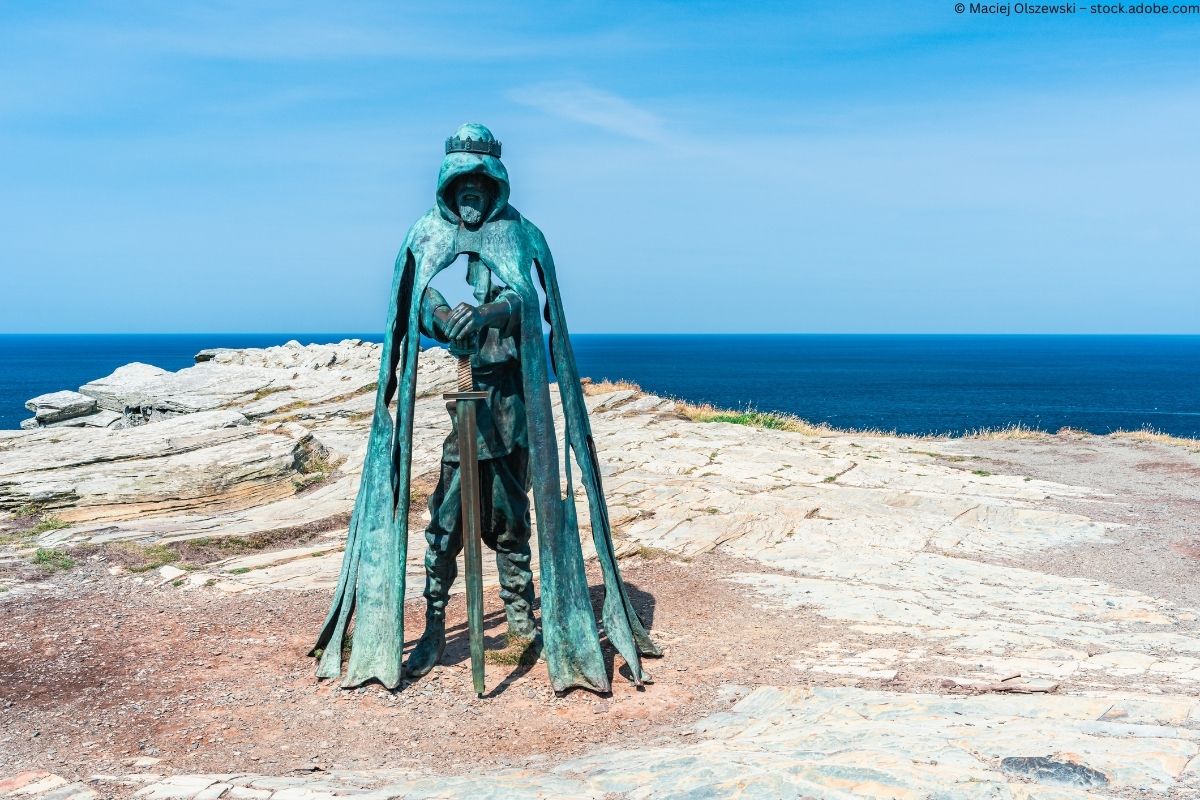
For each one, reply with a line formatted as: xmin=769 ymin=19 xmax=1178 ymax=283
xmin=79 ymin=362 xmax=172 ymax=411
xmin=24 ymin=390 xmax=97 ymax=424
xmin=1 ymin=410 xmax=309 ymax=521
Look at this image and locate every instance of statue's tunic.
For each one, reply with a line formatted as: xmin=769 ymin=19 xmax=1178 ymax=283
xmin=419 ymin=283 xmax=527 ymax=463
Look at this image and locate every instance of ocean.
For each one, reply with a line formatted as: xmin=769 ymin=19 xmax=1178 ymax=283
xmin=1 ymin=334 xmax=1198 ymax=437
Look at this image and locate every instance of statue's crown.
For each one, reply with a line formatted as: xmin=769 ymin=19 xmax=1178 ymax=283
xmin=445 ymin=135 xmax=502 ymax=158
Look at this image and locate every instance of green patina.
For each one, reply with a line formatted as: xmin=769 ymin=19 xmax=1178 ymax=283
xmin=313 ymin=124 xmax=659 ymax=693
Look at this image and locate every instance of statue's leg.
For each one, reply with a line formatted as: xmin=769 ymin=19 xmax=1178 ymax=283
xmin=405 ymin=459 xmax=462 ymax=678
xmin=489 ymin=446 xmax=536 ymax=639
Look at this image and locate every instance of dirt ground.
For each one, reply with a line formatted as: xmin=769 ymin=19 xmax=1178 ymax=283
xmin=0 ymin=552 xmax=844 ymax=782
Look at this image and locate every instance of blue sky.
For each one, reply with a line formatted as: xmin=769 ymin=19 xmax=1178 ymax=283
xmin=1 ymin=2 xmax=1197 ymax=333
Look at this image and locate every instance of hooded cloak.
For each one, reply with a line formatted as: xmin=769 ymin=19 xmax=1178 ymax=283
xmin=312 ymin=124 xmax=659 ymax=692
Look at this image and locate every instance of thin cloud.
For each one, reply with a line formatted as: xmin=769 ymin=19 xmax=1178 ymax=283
xmin=16 ymin=12 xmax=647 ymax=63
xmin=509 ymin=82 xmax=671 ymax=144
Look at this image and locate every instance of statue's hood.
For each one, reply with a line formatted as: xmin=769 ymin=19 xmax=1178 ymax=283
xmin=435 ymin=151 xmax=510 ymax=226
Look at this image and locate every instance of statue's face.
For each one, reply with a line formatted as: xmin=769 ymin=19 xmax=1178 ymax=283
xmin=454 ymin=175 xmax=493 ymax=226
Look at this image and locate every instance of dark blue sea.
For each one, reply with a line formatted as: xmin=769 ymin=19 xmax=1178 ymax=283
xmin=1 ymin=334 xmax=1198 ymax=437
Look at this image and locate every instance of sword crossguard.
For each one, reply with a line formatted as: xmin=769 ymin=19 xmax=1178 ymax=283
xmin=443 ymin=390 xmax=488 ymax=401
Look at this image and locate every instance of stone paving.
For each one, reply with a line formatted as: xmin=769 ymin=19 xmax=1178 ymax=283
xmin=4 ymin=343 xmax=1200 ymax=797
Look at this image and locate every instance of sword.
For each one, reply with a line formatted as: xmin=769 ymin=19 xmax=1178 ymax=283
xmin=444 ymin=337 xmax=488 ymax=698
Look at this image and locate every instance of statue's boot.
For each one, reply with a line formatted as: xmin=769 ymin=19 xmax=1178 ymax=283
xmin=405 ymin=543 xmax=455 ymax=678
xmin=404 ymin=608 xmax=445 ymax=678
xmin=497 ymin=543 xmax=536 ymax=640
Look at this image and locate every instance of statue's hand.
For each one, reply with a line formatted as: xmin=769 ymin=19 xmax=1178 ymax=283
xmin=445 ymin=302 xmax=485 ymax=342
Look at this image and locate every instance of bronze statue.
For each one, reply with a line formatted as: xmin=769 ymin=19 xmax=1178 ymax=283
xmin=313 ymin=123 xmax=659 ymax=694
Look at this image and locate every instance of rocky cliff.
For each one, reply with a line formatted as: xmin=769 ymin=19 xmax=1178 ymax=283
xmin=2 ymin=342 xmax=1200 ymax=799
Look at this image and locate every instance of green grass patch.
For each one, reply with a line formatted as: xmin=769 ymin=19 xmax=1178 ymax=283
xmin=32 ymin=548 xmax=75 ymax=572
xmin=229 ymin=567 xmax=251 ymax=575
xmin=13 ymin=502 xmax=46 ymax=518
xmin=971 ymin=469 xmax=993 ymax=477
xmin=679 ymin=401 xmax=868 ymax=436
xmin=208 ymin=534 xmax=289 ymax=553
xmin=699 ymin=410 xmax=796 ymax=430
xmin=130 ymin=544 xmax=178 ymax=572
xmin=30 ymin=516 xmax=70 ymax=535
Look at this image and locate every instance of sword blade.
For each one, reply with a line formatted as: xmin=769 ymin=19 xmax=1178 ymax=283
xmin=455 ymin=398 xmax=486 ymax=697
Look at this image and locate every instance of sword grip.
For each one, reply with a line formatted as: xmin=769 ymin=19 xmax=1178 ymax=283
xmin=456 ymin=354 xmax=473 ymax=392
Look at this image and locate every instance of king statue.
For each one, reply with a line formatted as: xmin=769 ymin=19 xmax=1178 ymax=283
xmin=312 ymin=123 xmax=660 ymax=693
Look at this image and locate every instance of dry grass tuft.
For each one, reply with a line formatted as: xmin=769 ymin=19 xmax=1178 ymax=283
xmin=618 ymin=544 xmax=678 ymax=561
xmin=962 ymin=423 xmax=1051 ymax=441
xmin=581 ymin=378 xmax=643 ymax=396
xmin=485 ymin=632 xmax=540 ymax=666
xmin=1110 ymin=428 xmax=1200 ymax=451
xmin=274 ymin=400 xmax=310 ymax=414
xmin=250 ymin=385 xmax=289 ymax=402
xmin=909 ymin=450 xmax=968 ymax=462
xmin=291 ymin=439 xmax=344 ymax=491
xmin=103 ymin=542 xmax=180 ymax=573
xmin=1055 ymin=427 xmax=1092 ymax=438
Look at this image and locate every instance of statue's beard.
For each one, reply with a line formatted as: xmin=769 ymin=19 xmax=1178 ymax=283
xmin=458 ymin=201 xmax=485 ymax=225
